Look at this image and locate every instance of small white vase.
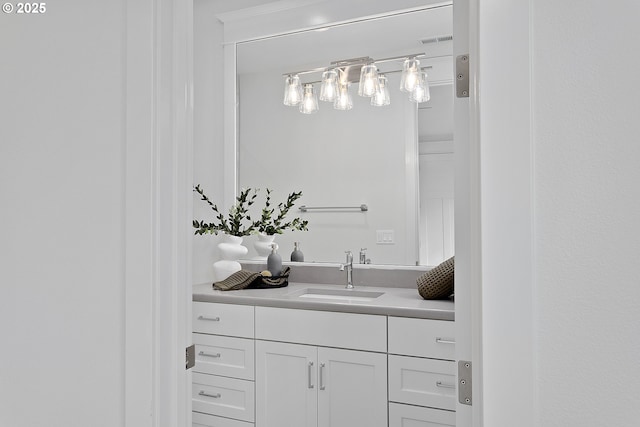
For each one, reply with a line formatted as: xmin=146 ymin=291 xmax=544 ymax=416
xmin=254 ymin=234 xmax=277 ymax=259
xmin=213 ymin=234 xmax=248 ymax=282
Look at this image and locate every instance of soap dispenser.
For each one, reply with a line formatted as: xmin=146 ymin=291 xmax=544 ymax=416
xmin=267 ymin=243 xmax=282 ymax=276
xmin=290 ymin=242 xmax=304 ymax=262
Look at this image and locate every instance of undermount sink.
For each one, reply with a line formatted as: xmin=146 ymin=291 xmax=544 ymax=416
xmin=294 ymin=288 xmax=384 ymax=302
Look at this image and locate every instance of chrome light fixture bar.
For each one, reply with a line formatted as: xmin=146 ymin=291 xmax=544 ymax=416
xmin=282 ymin=53 xmax=431 ymax=113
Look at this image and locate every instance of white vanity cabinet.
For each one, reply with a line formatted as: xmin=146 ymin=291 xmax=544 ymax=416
xmin=192 ymin=302 xmax=256 ymax=427
xmin=387 ymin=317 xmax=456 ymax=427
xmin=254 ymin=307 xmax=388 ymax=427
xmin=191 ymin=298 xmax=456 ymax=427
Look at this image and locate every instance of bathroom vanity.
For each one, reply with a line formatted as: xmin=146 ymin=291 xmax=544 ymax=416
xmin=191 ymin=282 xmax=456 ymax=427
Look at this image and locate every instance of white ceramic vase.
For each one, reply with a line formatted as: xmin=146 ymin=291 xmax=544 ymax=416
xmin=213 ymin=234 xmax=248 ymax=281
xmin=253 ymin=234 xmax=277 ymax=259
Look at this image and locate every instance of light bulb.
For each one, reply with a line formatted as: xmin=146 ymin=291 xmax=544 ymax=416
xmin=409 ymin=70 xmax=431 ymax=103
xmin=320 ymin=70 xmax=338 ymax=102
xmin=299 ymin=84 xmax=319 ymax=114
xmin=283 ymin=75 xmax=303 ymax=106
xmin=371 ymin=74 xmax=390 ymax=106
xmin=358 ymin=64 xmax=379 ymax=97
xmin=400 ymin=58 xmax=420 ymax=93
xmin=334 ymin=82 xmax=353 ymax=111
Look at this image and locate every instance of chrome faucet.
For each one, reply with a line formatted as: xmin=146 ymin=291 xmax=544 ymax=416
xmin=339 ymin=250 xmax=354 ymax=289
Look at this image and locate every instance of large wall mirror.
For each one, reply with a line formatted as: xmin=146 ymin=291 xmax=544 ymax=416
xmin=236 ymin=5 xmax=454 ymax=267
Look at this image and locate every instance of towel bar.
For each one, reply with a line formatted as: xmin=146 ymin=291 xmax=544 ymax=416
xmin=298 ymin=204 xmax=368 ymax=212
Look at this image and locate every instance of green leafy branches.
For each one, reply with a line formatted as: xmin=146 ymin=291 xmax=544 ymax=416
xmin=257 ymin=188 xmax=309 ymax=235
xmin=193 ymin=185 xmax=308 ymax=237
xmin=193 ymin=185 xmax=259 ymax=237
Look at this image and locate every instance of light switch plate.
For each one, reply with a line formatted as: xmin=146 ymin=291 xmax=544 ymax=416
xmin=376 ymin=230 xmax=395 ymax=244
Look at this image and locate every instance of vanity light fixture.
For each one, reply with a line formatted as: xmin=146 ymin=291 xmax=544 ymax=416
xmin=282 ymin=53 xmax=431 ymax=113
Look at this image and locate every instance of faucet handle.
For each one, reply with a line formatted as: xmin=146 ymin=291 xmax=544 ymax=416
xmin=344 ymin=250 xmax=353 ymax=264
xmin=359 ymin=248 xmax=367 ymax=263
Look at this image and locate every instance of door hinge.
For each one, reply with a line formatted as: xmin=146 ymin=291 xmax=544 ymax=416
xmin=186 ymin=344 xmax=195 ymax=370
xmin=458 ymin=360 xmax=472 ymax=405
xmin=456 ymin=54 xmax=470 ymax=98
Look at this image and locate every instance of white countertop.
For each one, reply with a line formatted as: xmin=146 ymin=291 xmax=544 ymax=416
xmin=192 ymin=282 xmax=455 ymax=321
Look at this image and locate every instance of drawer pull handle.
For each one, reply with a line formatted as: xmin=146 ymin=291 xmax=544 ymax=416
xmin=435 ymin=337 xmax=456 ymax=345
xmin=308 ymin=362 xmax=314 ymax=389
xmin=319 ymin=363 xmax=326 ymax=391
xmin=198 ymin=315 xmax=221 ymax=322
xmin=198 ymin=351 xmax=221 ymax=358
xmin=436 ymin=381 xmax=456 ymax=389
xmin=198 ymin=391 xmax=222 ymax=398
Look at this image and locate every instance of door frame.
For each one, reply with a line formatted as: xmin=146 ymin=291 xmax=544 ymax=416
xmin=124 ymin=0 xmax=193 ymax=425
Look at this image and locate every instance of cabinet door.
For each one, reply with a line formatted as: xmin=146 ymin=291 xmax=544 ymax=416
xmin=256 ymin=340 xmax=317 ymax=427
xmin=317 ymin=347 xmax=387 ymax=427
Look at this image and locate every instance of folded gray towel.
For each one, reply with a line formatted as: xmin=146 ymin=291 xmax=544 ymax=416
xmin=214 ymin=269 xmax=260 ymax=291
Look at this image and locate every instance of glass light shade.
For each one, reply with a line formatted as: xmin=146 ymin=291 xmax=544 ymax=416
xmin=333 ymin=82 xmax=353 ymax=110
xmin=299 ymin=84 xmax=319 ymax=114
xmin=371 ymin=75 xmax=391 ymax=106
xmin=319 ymin=70 xmax=338 ymax=102
xmin=409 ymin=70 xmax=431 ymax=103
xmin=358 ymin=64 xmax=379 ymax=97
xmin=283 ymin=74 xmax=303 ymax=106
xmin=400 ymin=58 xmax=420 ymax=93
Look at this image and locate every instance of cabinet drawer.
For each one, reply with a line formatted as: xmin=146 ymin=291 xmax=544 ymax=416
xmin=255 ymin=306 xmax=386 ymax=352
xmin=193 ymin=333 xmax=255 ymax=380
xmin=388 ymin=317 xmax=455 ymax=360
xmin=389 ymin=402 xmax=455 ymax=427
xmin=193 ymin=373 xmax=255 ymax=422
xmin=193 ymin=411 xmax=253 ymax=427
xmin=389 ymin=355 xmax=456 ymax=411
xmin=193 ymin=302 xmax=254 ymax=338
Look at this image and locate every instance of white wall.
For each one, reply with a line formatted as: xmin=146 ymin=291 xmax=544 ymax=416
xmin=480 ymin=1 xmax=640 ymax=426
xmin=0 ymin=1 xmax=192 ymax=425
xmin=0 ymin=2 xmax=127 ymax=425
xmin=531 ymin=1 xmax=640 ymax=425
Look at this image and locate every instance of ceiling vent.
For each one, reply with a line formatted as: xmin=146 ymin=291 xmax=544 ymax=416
xmin=420 ymin=35 xmax=453 ymax=45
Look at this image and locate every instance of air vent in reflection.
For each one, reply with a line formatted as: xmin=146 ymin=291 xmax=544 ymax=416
xmin=420 ymin=34 xmax=453 ymax=44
